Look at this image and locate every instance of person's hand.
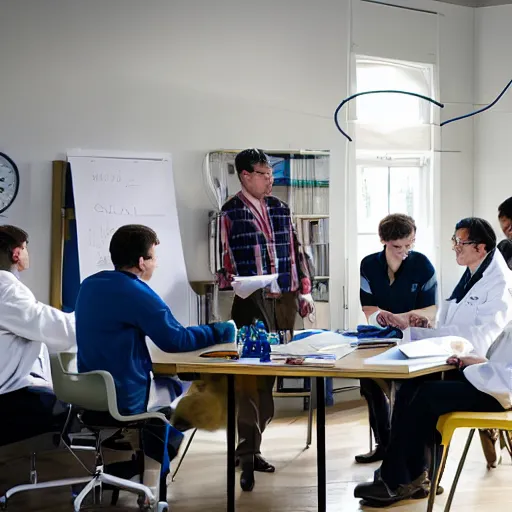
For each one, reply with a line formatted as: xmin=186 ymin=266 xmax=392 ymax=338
xmin=447 ymin=355 xmax=487 ymax=369
xmin=376 ymin=311 xmax=409 ymax=330
xmin=299 ymin=293 xmax=316 ymax=322
xmin=408 ymin=314 xmax=431 ymax=328
xmin=211 ymin=320 xmax=237 ymax=343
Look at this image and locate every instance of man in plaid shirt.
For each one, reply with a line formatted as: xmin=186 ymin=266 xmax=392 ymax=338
xmin=219 ymin=148 xmax=315 ymax=492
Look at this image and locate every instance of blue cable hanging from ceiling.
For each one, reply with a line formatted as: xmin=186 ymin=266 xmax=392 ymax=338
xmin=441 ymin=79 xmax=512 ymax=127
xmin=334 ymin=80 xmax=512 ymax=141
xmin=333 ymin=90 xmax=444 ymax=142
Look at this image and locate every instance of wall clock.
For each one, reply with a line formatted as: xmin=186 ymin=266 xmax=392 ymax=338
xmin=0 ymin=153 xmax=20 ymax=214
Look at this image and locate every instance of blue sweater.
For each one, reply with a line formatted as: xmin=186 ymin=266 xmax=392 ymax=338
xmin=75 ymin=270 xmax=217 ymax=415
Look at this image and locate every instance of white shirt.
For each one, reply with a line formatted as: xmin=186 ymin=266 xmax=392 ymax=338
xmin=0 ymin=270 xmax=76 ymax=394
xmin=410 ymin=250 xmax=512 ymax=356
xmin=464 ymin=325 xmax=512 ymax=409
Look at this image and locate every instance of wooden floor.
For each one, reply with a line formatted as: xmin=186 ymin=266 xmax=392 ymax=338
xmin=1 ymin=401 xmax=511 ymax=511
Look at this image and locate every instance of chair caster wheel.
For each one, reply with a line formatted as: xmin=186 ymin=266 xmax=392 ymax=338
xmin=157 ymin=502 xmax=169 ymax=512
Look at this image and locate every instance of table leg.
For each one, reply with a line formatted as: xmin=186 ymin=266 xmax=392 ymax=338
xmin=316 ymin=376 xmax=326 ymax=512
xmin=227 ymin=374 xmax=236 ymax=512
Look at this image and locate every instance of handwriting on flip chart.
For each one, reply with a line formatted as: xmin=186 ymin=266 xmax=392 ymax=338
xmin=91 ymin=171 xmax=139 ymax=188
xmin=88 ymin=204 xmax=165 ymax=267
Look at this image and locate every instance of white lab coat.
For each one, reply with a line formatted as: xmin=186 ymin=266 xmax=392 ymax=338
xmin=410 ymin=250 xmax=512 ymax=356
xmin=464 ymin=325 xmax=512 ymax=409
xmin=0 ymin=270 xmax=76 ymax=394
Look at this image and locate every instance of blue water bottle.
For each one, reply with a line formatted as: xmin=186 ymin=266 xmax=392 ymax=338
xmin=255 ymin=321 xmax=271 ymax=363
xmin=237 ymin=326 xmax=248 ymax=357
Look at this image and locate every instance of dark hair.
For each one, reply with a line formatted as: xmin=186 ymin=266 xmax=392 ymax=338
xmin=0 ymin=225 xmax=29 ymax=270
xmin=109 ymin=224 xmax=159 ymax=270
xmin=498 ymin=197 xmax=512 ymax=220
xmin=455 ymin=217 xmax=496 ymax=252
xmin=234 ymin=148 xmax=270 ymax=175
xmin=378 ymin=214 xmax=416 ymax=242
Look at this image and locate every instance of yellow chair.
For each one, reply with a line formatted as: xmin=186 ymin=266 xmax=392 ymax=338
xmin=427 ymin=410 xmax=512 ymax=512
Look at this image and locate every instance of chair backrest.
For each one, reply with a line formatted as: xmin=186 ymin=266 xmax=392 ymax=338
xmin=50 ymin=353 xmax=118 ymax=414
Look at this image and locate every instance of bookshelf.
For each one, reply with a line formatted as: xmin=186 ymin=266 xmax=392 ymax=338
xmin=270 ymin=153 xmax=330 ymax=330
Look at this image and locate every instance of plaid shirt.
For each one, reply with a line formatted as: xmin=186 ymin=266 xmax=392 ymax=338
xmin=218 ymin=192 xmax=311 ymax=295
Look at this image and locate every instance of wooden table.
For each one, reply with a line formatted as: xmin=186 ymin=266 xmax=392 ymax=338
xmin=151 ymin=347 xmax=454 ymax=512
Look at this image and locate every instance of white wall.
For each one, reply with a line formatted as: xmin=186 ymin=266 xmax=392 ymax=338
xmin=0 ymin=0 xmax=475 ymax=317
xmin=437 ymin=2 xmax=475 ymax=296
xmin=474 ymin=5 xmax=512 ymax=237
xmin=0 ymin=0 xmax=349 ymax=314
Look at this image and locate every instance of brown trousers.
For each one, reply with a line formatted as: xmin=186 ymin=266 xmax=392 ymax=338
xmin=231 ymin=290 xmax=298 ymax=459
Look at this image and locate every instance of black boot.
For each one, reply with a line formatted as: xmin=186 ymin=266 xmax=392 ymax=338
xmin=240 ymin=458 xmax=255 ymax=492
xmin=355 ymin=445 xmax=386 ymax=464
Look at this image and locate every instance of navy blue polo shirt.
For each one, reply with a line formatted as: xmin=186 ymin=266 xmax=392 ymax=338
xmin=360 ymin=249 xmax=437 ymax=314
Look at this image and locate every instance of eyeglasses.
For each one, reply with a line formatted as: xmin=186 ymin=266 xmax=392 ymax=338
xmin=451 ymin=236 xmax=479 ymax=247
xmin=253 ymin=170 xmax=273 ymax=179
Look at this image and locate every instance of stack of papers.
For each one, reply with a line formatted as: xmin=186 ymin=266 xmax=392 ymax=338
xmin=349 ymin=338 xmax=400 ymax=349
xmin=363 ymin=337 xmax=465 ymax=373
xmin=271 ymin=331 xmax=355 ymax=362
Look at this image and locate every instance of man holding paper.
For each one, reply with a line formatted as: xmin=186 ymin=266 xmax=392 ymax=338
xmin=218 ymin=148 xmax=314 ymax=491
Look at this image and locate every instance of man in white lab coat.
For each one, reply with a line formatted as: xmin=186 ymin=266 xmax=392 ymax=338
xmin=353 ymin=324 xmax=512 ymax=506
xmin=0 ymin=226 xmax=76 ymax=445
xmin=388 ymin=217 xmax=512 ymax=356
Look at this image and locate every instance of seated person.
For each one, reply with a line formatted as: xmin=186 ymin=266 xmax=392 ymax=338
xmin=75 ymin=224 xmax=235 ymax=485
xmin=354 ymin=325 xmax=512 ymax=506
xmin=0 ymin=226 xmax=76 ymax=445
xmin=390 ymin=218 xmax=512 ymax=356
xmin=356 ymin=214 xmax=437 ymax=463
xmin=479 ymin=199 xmax=512 ymax=467
xmin=498 ymin=196 xmax=512 ymax=268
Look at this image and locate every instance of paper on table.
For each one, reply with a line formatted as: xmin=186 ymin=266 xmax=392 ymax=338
xmin=271 ymin=331 xmax=355 ymax=360
xmin=231 ymin=274 xmax=279 ymax=299
xmin=398 ymin=339 xmax=450 ymax=359
xmin=364 ymin=346 xmax=448 ymax=373
xmin=398 ymin=336 xmax=473 ymax=358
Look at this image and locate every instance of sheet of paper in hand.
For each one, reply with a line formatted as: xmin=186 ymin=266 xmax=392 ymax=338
xmin=231 ymin=274 xmax=279 ymax=299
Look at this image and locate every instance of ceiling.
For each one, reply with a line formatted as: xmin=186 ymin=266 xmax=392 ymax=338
xmin=435 ymin=0 xmax=512 ymax=6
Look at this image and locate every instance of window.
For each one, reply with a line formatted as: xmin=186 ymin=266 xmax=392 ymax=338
xmin=355 ymin=57 xmax=433 ymax=125
xmin=356 ymin=158 xmax=433 ymax=266
xmin=345 ymin=55 xmax=437 ymax=328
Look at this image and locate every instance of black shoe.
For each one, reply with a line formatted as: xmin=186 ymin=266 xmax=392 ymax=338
xmin=354 ymin=479 xmax=417 ymax=505
xmin=235 ymin=454 xmax=275 ymax=473
xmin=240 ymin=460 xmax=255 ymax=492
xmin=355 ymin=445 xmax=386 ymax=464
xmin=354 ymin=480 xmax=402 ymax=505
xmin=254 ymin=454 xmax=275 ymax=473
